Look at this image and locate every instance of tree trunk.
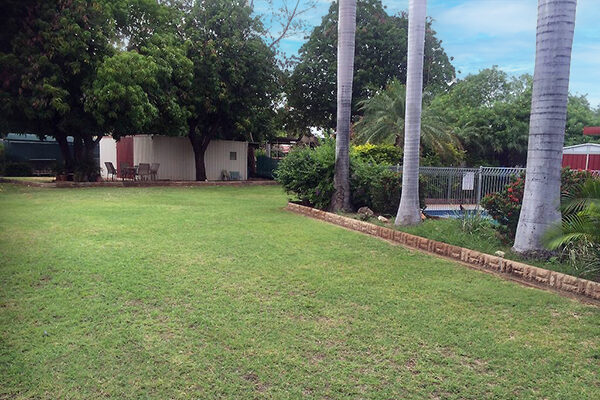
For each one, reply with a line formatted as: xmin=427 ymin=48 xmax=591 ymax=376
xmin=395 ymin=0 xmax=427 ymax=226
xmin=513 ymin=0 xmax=577 ymax=252
xmin=331 ymin=0 xmax=356 ymax=212
xmin=188 ymin=126 xmax=211 ymax=181
xmin=54 ymin=133 xmax=73 ymax=173
xmin=248 ymin=145 xmax=256 ymax=178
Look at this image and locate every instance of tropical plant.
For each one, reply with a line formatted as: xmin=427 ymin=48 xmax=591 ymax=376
xmin=332 ymin=0 xmax=357 ymax=211
xmin=353 ymin=79 xmax=462 ymax=164
xmin=395 ymin=0 xmax=427 ymax=226
xmin=544 ymin=178 xmax=600 ymax=278
xmin=514 ymin=0 xmax=578 ymax=252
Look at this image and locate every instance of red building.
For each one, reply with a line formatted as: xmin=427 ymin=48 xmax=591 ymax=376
xmin=562 ymin=143 xmax=600 ymax=170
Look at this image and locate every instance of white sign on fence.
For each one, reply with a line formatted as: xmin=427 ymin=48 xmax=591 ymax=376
xmin=462 ymin=172 xmax=475 ymax=191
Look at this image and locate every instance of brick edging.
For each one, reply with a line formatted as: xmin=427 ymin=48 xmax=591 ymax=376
xmin=286 ymin=202 xmax=600 ymax=304
xmin=0 ymin=178 xmax=279 ymax=188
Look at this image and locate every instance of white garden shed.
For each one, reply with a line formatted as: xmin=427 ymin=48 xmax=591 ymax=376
xmin=99 ymin=135 xmax=248 ymax=181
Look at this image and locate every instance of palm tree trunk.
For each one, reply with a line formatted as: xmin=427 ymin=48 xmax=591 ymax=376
xmin=331 ymin=0 xmax=356 ymax=212
xmin=513 ymin=0 xmax=577 ymax=252
xmin=395 ymin=0 xmax=427 ymax=226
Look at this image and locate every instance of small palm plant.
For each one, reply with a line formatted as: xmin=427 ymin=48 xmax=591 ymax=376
xmin=543 ymin=178 xmax=600 ymax=278
xmin=353 ymin=79 xmax=462 ymax=164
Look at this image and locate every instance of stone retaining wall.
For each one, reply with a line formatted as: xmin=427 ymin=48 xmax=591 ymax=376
xmin=286 ymin=202 xmax=600 ymax=304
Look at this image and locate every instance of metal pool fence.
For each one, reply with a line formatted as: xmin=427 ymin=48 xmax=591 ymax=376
xmin=389 ymin=166 xmax=526 ymax=210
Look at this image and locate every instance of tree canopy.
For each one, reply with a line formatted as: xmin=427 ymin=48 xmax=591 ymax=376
xmin=286 ymin=0 xmax=455 ymax=130
xmin=0 ymin=0 xmax=117 ymax=179
xmin=1 ymin=0 xmax=280 ymax=181
xmin=428 ymin=67 xmax=600 ymax=167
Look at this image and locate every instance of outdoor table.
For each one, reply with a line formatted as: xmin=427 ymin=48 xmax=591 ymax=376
xmin=123 ymin=165 xmax=138 ymax=180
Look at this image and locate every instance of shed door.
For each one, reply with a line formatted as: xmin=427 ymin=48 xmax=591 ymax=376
xmin=116 ymin=137 xmax=134 ymax=177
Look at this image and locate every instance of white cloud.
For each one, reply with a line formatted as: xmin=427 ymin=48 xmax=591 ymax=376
xmin=435 ymin=0 xmax=536 ymax=36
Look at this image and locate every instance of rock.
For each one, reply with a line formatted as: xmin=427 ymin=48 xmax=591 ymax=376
xmin=495 ymin=251 xmax=506 ymax=258
xmin=357 ymin=207 xmax=374 ymax=220
xmin=377 ymin=215 xmax=389 ymax=223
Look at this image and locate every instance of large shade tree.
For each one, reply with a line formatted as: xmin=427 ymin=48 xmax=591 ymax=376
xmin=395 ymin=0 xmax=427 ymax=226
xmin=513 ymin=0 xmax=578 ymax=252
xmin=287 ymin=0 xmax=454 ymax=131
xmin=183 ymin=0 xmax=279 ymax=180
xmin=0 ymin=0 xmax=116 ymax=180
xmin=87 ymin=0 xmax=280 ymax=181
xmin=331 ymin=0 xmax=357 ymax=211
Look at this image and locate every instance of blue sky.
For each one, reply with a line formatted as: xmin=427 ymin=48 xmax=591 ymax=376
xmin=258 ymin=0 xmax=600 ymax=108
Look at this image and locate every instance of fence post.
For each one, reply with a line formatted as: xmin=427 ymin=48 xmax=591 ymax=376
xmin=476 ymin=166 xmax=483 ymax=211
xmin=446 ymin=173 xmax=452 ymax=204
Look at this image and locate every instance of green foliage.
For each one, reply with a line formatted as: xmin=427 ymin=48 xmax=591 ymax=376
xmin=430 ymin=68 xmax=600 ymax=166
xmin=429 ymin=68 xmax=530 ymax=166
xmin=185 ymin=0 xmax=279 ymax=143
xmin=564 ymin=95 xmax=600 ymax=146
xmin=86 ymin=34 xmax=193 ymax=138
xmin=274 ymin=140 xmax=336 ymax=209
xmin=544 ymin=178 xmax=600 ymax=279
xmin=482 ymin=168 xmax=593 ymax=239
xmin=350 ymin=161 xmax=406 ymax=215
xmin=353 ymin=79 xmax=463 ymax=165
xmin=3 ymin=162 xmax=33 ymax=177
xmin=275 ymin=140 xmax=422 ymax=214
xmin=287 ymin=0 xmax=455 ymax=130
xmin=352 ymin=144 xmax=403 ymax=165
xmin=0 ymin=0 xmax=116 ymax=180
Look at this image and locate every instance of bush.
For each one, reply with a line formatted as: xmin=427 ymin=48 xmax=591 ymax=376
xmin=3 ymin=162 xmax=33 ymax=177
xmin=274 ymin=139 xmax=336 ymax=209
xmin=481 ymin=168 xmax=593 ymax=239
xmin=275 ymin=140 xmax=423 ymax=214
xmin=352 ymin=144 xmax=403 ymax=165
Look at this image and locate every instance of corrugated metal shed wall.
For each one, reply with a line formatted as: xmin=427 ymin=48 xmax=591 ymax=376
xmin=132 ymin=136 xmax=247 ymax=180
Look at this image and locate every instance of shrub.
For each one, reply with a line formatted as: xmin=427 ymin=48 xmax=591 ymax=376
xmin=3 ymin=162 xmax=33 ymax=177
xmin=276 ymin=140 xmax=423 ymax=214
xmin=481 ymin=168 xmax=593 ymax=239
xmin=352 ymin=144 xmax=403 ymax=165
xmin=350 ymin=162 xmax=404 ymax=215
xmin=274 ymin=139 xmax=336 ymax=209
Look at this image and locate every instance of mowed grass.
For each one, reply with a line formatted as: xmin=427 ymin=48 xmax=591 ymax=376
xmin=0 ymin=184 xmax=599 ymax=399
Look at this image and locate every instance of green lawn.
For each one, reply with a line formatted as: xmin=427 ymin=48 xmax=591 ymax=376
xmin=1 ymin=184 xmax=599 ymax=399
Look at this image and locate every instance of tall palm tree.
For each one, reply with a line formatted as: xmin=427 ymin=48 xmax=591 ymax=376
xmin=353 ymin=79 xmax=462 ymax=164
xmin=513 ymin=0 xmax=577 ymax=252
xmin=395 ymin=0 xmax=427 ymax=226
xmin=331 ymin=0 xmax=357 ymax=212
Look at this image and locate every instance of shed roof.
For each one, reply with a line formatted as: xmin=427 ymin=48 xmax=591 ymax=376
xmin=563 ymin=143 xmax=600 ymax=154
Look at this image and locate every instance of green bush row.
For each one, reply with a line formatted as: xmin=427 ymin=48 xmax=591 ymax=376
xmin=275 ymin=139 xmax=422 ymax=215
